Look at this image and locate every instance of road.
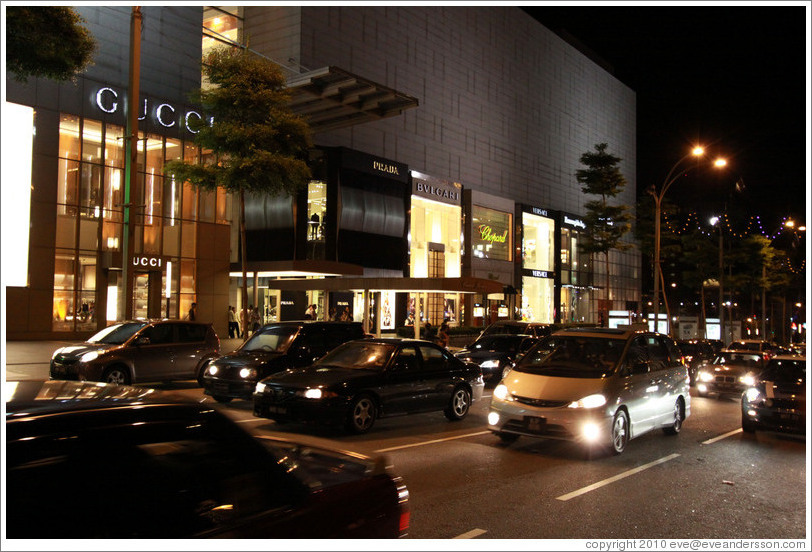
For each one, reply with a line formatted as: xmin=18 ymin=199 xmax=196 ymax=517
xmin=4 ymin=341 xmax=807 ymax=541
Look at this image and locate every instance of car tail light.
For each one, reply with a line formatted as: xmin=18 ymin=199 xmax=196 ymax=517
xmin=396 ymin=480 xmax=410 ymax=536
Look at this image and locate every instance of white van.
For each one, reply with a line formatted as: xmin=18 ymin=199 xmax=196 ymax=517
xmin=488 ymin=328 xmax=691 ymax=455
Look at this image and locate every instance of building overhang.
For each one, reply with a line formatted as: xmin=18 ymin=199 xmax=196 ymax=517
xmin=254 ymin=276 xmax=505 ymax=295
xmin=286 ymin=66 xmax=419 ymax=133
xmin=229 ymin=260 xmax=365 ymax=278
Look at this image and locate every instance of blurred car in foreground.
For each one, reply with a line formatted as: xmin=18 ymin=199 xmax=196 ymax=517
xmin=478 ymin=320 xmax=553 ymax=339
xmin=676 ymin=339 xmax=716 ymax=385
xmin=741 ymin=354 xmax=806 ymax=435
xmin=254 ymin=338 xmax=484 ymax=434
xmin=49 ymin=319 xmax=219 ymax=385
xmin=488 ymin=328 xmax=690 ymax=456
xmin=202 ymin=321 xmax=365 ymax=403
xmin=696 ymin=350 xmax=766 ymax=398
xmin=5 ymin=380 xmax=409 ymax=539
xmin=454 ymin=334 xmax=540 ymax=383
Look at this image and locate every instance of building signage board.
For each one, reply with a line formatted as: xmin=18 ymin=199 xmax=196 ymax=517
xmin=131 ymin=255 xmax=165 ymax=271
xmin=562 ymin=213 xmax=587 ymax=230
xmin=522 ymin=269 xmax=554 ymax=279
xmin=340 ymin=148 xmax=410 ymax=184
xmin=411 ymin=171 xmax=462 ymax=206
xmin=92 ymin=85 xmax=212 ymax=134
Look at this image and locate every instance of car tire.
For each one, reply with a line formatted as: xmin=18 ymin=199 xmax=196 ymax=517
xmin=741 ymin=412 xmax=757 ymax=433
xmin=444 ymin=386 xmax=471 ymax=421
xmin=494 ymin=431 xmax=519 ymax=444
xmin=101 ymin=365 xmax=131 ymax=385
xmin=610 ymin=409 xmax=629 ymax=455
xmin=212 ymin=395 xmax=233 ymax=403
xmin=662 ymin=398 xmax=684 ymax=435
xmin=346 ymin=395 xmax=377 ymax=434
xmin=197 ymin=362 xmax=210 ymax=387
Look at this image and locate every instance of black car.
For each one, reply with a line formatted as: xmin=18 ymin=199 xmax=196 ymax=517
xmin=5 ymin=380 xmax=409 ymax=539
xmin=741 ymin=354 xmax=806 ymax=435
xmin=479 ymin=320 xmax=552 ymax=339
xmin=696 ymin=350 xmax=766 ymax=398
xmin=454 ymin=333 xmax=539 ymax=383
xmin=202 ymin=321 xmax=366 ymax=402
xmin=253 ymin=338 xmax=485 ymax=434
xmin=677 ymin=339 xmax=716 ymax=385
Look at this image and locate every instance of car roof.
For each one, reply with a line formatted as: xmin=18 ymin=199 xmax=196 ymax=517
xmin=5 ymin=380 xmax=196 ymax=419
xmin=768 ymin=354 xmax=807 ymax=362
xmin=350 ymin=337 xmax=437 ymax=345
xmin=551 ymin=327 xmax=649 ymax=339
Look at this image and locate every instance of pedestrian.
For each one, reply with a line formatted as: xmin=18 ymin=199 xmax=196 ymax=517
xmin=228 ymin=305 xmax=239 ymax=338
xmin=438 ymin=319 xmax=450 ymax=348
xmin=187 ymin=302 xmax=197 ymax=321
xmin=304 ymin=304 xmax=317 ymax=320
xmin=423 ymin=320 xmax=436 ymax=342
xmin=328 ymin=307 xmax=337 ymax=321
xmin=339 ymin=307 xmax=350 ymax=321
xmin=250 ymin=305 xmax=261 ymax=334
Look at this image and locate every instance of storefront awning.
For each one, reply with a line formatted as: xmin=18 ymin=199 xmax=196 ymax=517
xmin=250 ymin=275 xmax=505 ymax=295
xmin=230 ymin=259 xmax=365 ymax=278
xmin=286 ymin=66 xmax=419 ymax=133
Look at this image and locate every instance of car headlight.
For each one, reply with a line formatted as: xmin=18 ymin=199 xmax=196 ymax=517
xmin=480 ymin=360 xmax=500 ymax=369
xmin=255 ymin=381 xmax=266 ymax=394
xmin=80 ymin=351 xmax=99 ymax=363
xmin=744 ymin=387 xmax=762 ymax=403
xmin=297 ymin=388 xmax=338 ymax=400
xmin=239 ymin=367 xmax=257 ymax=379
xmin=207 ymin=365 xmax=219 ymax=376
xmin=739 ymin=374 xmax=756 ymax=387
xmin=51 ymin=348 xmax=64 ymax=360
xmin=568 ymin=394 xmax=607 ymax=409
xmin=493 ymin=384 xmax=510 ymax=401
xmin=698 ymin=371 xmax=714 ymax=383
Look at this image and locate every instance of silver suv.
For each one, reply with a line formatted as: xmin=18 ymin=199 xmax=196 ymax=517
xmin=50 ymin=320 xmax=220 ymax=385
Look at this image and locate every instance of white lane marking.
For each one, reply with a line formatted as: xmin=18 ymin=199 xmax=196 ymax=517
xmin=556 ymin=453 xmax=681 ymax=501
xmin=374 ymin=430 xmax=491 ymax=453
xmin=453 ymin=528 xmax=487 ymax=539
xmin=702 ymin=428 xmax=742 ymax=444
xmin=235 ymin=418 xmax=264 ymax=423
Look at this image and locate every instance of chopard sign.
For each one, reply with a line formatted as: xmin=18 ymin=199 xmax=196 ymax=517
xmin=478 ymin=225 xmax=508 ymax=244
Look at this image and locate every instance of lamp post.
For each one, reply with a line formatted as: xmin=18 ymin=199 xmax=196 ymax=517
xmin=649 ymin=147 xmax=726 ymax=336
xmin=710 ymin=216 xmax=725 ymax=343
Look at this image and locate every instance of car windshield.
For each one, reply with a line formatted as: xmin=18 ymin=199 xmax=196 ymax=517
xmin=728 ymin=342 xmax=763 ymax=351
xmin=761 ymin=359 xmax=806 ymax=385
xmin=679 ymin=343 xmax=699 ymax=356
xmin=713 ymin=352 xmax=763 ymax=368
xmin=87 ymin=322 xmax=147 ymax=344
xmin=469 ymin=336 xmax=522 ymax=352
xmin=315 ymin=342 xmax=396 ymax=371
xmin=241 ymin=326 xmax=299 ymax=352
xmin=514 ymin=335 xmax=624 ymax=378
xmin=483 ymin=323 xmax=525 ymax=335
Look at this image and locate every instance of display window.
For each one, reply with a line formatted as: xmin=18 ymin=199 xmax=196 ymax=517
xmin=472 ymin=206 xmax=511 ymax=261
xmin=522 ymin=211 xmax=555 ymax=271
xmin=521 ymin=275 xmax=555 ymax=323
xmin=409 ymin=197 xmax=461 ymax=278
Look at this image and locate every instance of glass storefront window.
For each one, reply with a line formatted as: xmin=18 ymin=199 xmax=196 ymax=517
xmin=307 ymin=180 xmax=326 ymax=241
xmin=182 ymin=181 xmax=198 ymax=219
xmin=472 ymin=206 xmax=511 ymax=261
xmin=80 ymin=163 xmax=103 ymax=217
xmin=410 ymin=197 xmax=461 ymax=278
xmin=521 ymin=275 xmax=554 ymax=323
xmin=57 ymin=158 xmax=80 ymax=215
xmin=163 ymin=175 xmax=181 ymax=226
xmin=59 ymin=114 xmax=81 ymax=160
xmin=165 ymin=138 xmax=182 ymax=162
xmin=81 ymin=119 xmax=103 ymax=163
xmin=104 ymin=167 xmax=123 ymax=222
xmin=105 ymin=123 xmax=125 ymax=168
xmin=522 ymin=212 xmax=555 ymax=271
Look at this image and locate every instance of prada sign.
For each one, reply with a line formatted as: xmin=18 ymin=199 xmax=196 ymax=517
xmin=412 ymin=172 xmax=462 ymax=206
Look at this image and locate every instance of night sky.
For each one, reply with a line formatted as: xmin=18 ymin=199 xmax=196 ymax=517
xmin=524 ymin=3 xmax=809 ymax=234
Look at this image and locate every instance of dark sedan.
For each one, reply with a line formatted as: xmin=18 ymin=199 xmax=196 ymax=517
xmin=696 ymin=350 xmax=766 ymax=398
xmin=677 ymin=339 xmax=716 ymax=385
xmin=253 ymin=338 xmax=485 ymax=434
xmin=6 ymin=380 xmax=409 ymax=539
xmin=742 ymin=354 xmax=806 ymax=435
xmin=454 ymin=333 xmax=539 ymax=383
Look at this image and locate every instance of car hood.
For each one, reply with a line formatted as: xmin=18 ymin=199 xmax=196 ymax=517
xmin=706 ymin=364 xmax=755 ymax=377
xmin=501 ymin=371 xmax=605 ymax=401
xmin=214 ymin=350 xmax=287 ymax=368
xmin=455 ymin=350 xmax=508 ymax=362
xmin=265 ymin=365 xmax=376 ymax=388
xmin=760 ymin=378 xmax=806 ymax=398
xmin=53 ymin=343 xmax=114 ymax=360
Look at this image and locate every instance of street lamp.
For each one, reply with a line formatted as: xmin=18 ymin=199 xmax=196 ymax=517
xmin=649 ymin=147 xmax=726 ymax=336
xmin=710 ymin=215 xmax=725 ymax=343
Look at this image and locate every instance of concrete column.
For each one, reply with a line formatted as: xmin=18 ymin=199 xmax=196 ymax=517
xmin=375 ymin=291 xmax=382 ymax=337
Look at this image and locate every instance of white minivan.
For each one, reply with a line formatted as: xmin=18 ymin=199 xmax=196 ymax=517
xmin=488 ymin=328 xmax=690 ymax=455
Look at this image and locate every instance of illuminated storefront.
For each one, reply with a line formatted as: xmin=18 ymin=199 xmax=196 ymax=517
xmin=519 ymin=206 xmax=556 ymax=323
xmin=559 ymin=212 xmax=595 ymax=324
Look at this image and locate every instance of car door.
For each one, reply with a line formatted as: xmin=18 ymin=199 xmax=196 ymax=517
xmin=616 ymin=336 xmax=658 ymax=437
xmin=381 ymin=345 xmax=422 ymax=414
xmin=130 ymin=323 xmax=177 ymax=382
xmin=290 ymin=326 xmax=328 ymax=368
xmin=171 ymin=323 xmax=210 ymax=379
xmin=416 ymin=344 xmax=455 ymax=410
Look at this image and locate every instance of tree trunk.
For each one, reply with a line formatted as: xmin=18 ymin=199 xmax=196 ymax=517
xmin=240 ymin=189 xmax=249 ymax=341
xmin=699 ymin=285 xmax=707 ymax=338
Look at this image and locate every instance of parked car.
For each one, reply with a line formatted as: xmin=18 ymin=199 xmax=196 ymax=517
xmin=726 ymin=339 xmax=785 ymax=360
xmin=202 ymin=321 xmax=366 ymax=402
xmin=5 ymin=380 xmax=409 ymax=539
xmin=741 ymin=354 xmax=806 ymax=435
xmin=677 ymin=339 xmax=717 ymax=385
xmin=253 ymin=338 xmax=484 ymax=434
xmin=454 ymin=333 xmax=540 ymax=383
xmin=49 ymin=319 xmax=219 ymax=385
xmin=696 ymin=350 xmax=767 ymax=398
xmin=478 ymin=320 xmax=553 ymax=339
xmin=488 ymin=328 xmax=690 ymax=455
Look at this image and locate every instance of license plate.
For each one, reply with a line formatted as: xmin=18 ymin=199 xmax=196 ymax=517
xmin=524 ymin=416 xmax=546 ymax=433
xmin=213 ymin=383 xmax=229 ymax=394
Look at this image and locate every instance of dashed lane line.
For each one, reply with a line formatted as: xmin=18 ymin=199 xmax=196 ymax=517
xmin=453 ymin=528 xmax=487 ymax=539
xmin=374 ymin=430 xmax=492 ymax=453
xmin=556 ymin=453 xmax=681 ymax=501
xmin=702 ymin=428 xmax=742 ymax=444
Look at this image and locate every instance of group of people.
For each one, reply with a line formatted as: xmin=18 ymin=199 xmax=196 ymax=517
xmin=226 ymin=305 xmax=262 ymax=338
xmin=422 ymin=318 xmax=450 ymax=348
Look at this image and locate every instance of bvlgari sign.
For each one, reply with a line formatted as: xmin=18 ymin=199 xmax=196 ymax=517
xmin=411 ymin=172 xmax=462 ymax=205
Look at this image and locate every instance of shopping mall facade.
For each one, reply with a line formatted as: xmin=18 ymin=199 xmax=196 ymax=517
xmin=4 ymin=6 xmax=639 ymax=341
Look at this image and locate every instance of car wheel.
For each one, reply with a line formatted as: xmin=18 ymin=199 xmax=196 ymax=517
xmin=212 ymin=395 xmax=233 ymax=403
xmin=101 ymin=365 xmax=131 ymax=385
xmin=662 ymin=398 xmax=684 ymax=435
xmin=494 ymin=431 xmax=519 ymax=444
xmin=197 ymin=362 xmax=210 ymax=387
xmin=610 ymin=409 xmax=629 ymax=455
xmin=346 ymin=395 xmax=377 ymax=434
xmin=444 ymin=386 xmax=471 ymax=421
xmin=741 ymin=411 xmax=757 ymax=433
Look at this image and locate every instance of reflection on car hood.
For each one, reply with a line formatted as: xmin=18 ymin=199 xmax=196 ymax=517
xmin=501 ymin=371 xmax=605 ymax=401
xmin=53 ymin=343 xmax=113 ymax=359
xmin=265 ymin=365 xmax=375 ymax=387
xmin=214 ymin=350 xmax=285 ymax=368
xmin=455 ymin=350 xmax=508 ymax=361
xmin=708 ymin=364 xmax=755 ymax=376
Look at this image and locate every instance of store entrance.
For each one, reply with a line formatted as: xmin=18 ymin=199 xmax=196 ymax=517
xmin=132 ymin=271 xmax=162 ymax=320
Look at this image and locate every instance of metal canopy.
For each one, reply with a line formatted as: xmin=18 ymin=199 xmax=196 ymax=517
xmin=286 ymin=66 xmax=419 ymax=133
xmin=256 ymin=275 xmax=505 ymax=295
